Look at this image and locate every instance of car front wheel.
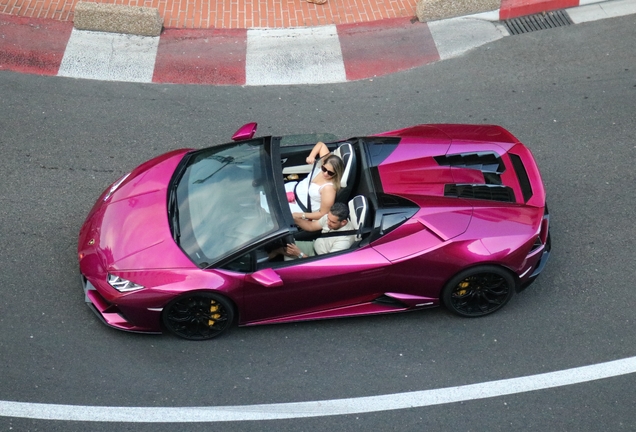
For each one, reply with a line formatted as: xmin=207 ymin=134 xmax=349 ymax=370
xmin=162 ymin=292 xmax=234 ymax=340
xmin=442 ymin=266 xmax=515 ymax=317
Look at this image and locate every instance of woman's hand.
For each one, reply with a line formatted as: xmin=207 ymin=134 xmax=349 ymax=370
xmin=306 ymin=141 xmax=329 ymax=165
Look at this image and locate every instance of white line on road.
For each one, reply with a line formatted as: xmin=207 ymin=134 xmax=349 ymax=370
xmin=58 ymin=29 xmax=159 ymax=83
xmin=568 ymin=0 xmax=636 ymax=23
xmin=245 ymin=26 xmax=346 ymax=86
xmin=2 ymin=355 xmax=636 ymax=422
xmin=427 ymin=17 xmax=508 ymax=60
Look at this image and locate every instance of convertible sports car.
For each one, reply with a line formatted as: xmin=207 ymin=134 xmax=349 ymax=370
xmin=78 ymin=123 xmax=550 ymax=340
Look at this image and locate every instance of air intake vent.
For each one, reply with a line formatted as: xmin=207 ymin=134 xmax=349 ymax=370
xmin=530 ymin=236 xmax=543 ymax=253
xmin=504 ymin=10 xmax=572 ymax=35
xmin=435 ymin=152 xmax=505 ymax=174
xmin=445 ymin=184 xmax=515 ymax=202
xmin=374 ymin=295 xmax=408 ymax=308
xmin=435 ymin=152 xmax=505 ymax=185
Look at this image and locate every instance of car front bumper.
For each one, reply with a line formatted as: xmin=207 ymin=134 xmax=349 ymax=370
xmin=81 ymin=275 xmax=162 ymax=334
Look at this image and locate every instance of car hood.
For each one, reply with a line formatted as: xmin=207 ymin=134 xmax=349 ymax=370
xmin=79 ymin=149 xmax=197 ymax=272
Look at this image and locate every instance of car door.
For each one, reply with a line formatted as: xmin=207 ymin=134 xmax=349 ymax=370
xmin=239 ymin=246 xmax=392 ymax=325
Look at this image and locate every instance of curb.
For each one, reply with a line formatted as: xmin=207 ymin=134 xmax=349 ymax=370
xmin=73 ymin=2 xmax=163 ymax=37
xmin=1 ymin=0 xmax=634 ymax=86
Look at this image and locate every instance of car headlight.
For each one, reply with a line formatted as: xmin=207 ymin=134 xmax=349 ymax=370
xmin=103 ymin=173 xmax=131 ymax=201
xmin=108 ymin=274 xmax=144 ymax=292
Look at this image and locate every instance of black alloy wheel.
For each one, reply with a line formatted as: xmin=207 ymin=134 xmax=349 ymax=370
xmin=442 ymin=266 xmax=516 ymax=317
xmin=162 ymin=292 xmax=234 ymax=340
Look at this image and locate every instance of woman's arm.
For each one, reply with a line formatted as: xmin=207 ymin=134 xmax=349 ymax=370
xmin=306 ymin=141 xmax=330 ymax=165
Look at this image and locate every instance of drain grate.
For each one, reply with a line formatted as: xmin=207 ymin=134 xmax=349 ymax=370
xmin=504 ymin=10 xmax=572 ymax=35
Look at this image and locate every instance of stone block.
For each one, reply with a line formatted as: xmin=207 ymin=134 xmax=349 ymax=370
xmin=416 ymin=0 xmax=500 ymax=22
xmin=73 ymin=2 xmax=163 ymax=37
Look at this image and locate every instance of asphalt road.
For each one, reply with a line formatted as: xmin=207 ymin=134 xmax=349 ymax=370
xmin=1 ymin=13 xmax=635 ymax=431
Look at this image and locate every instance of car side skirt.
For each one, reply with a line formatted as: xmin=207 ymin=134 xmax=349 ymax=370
xmin=240 ymin=295 xmax=439 ymax=326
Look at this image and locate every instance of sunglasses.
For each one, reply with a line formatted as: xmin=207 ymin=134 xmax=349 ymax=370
xmin=321 ymin=166 xmax=335 ymax=176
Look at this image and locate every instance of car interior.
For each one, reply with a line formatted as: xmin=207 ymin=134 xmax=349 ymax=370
xmin=247 ymin=140 xmax=372 ymax=268
xmin=218 ymin=137 xmax=420 ymax=273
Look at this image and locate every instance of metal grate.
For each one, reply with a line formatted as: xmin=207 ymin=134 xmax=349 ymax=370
xmin=504 ymin=10 xmax=572 ymax=35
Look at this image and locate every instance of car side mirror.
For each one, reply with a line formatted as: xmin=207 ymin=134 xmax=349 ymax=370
xmin=247 ymin=268 xmax=283 ymax=287
xmin=232 ymin=123 xmax=258 ymax=141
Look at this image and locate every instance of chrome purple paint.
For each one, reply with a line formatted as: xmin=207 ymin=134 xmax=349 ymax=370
xmin=231 ymin=122 xmax=258 ymax=141
xmin=78 ymin=124 xmax=550 ymax=337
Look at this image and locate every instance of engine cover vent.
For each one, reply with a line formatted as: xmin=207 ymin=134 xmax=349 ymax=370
xmin=445 ymin=184 xmax=516 ymax=203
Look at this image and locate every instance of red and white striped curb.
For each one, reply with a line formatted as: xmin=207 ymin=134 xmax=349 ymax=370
xmin=0 ymin=0 xmax=633 ymax=86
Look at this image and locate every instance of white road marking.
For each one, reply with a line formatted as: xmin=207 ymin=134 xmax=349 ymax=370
xmin=2 ymin=356 xmax=636 ymax=422
xmin=245 ymin=26 xmax=346 ymax=86
xmin=428 ymin=17 xmax=508 ymax=60
xmin=58 ymin=29 xmax=159 ymax=83
xmin=568 ymin=0 xmax=636 ymax=23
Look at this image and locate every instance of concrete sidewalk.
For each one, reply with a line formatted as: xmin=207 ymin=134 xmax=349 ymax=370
xmin=0 ymin=0 xmax=610 ymax=30
xmin=0 ymin=0 xmax=634 ymax=85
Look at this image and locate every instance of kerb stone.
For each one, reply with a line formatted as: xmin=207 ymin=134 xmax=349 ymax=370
xmin=73 ymin=2 xmax=163 ymax=37
xmin=416 ymin=0 xmax=500 ymax=22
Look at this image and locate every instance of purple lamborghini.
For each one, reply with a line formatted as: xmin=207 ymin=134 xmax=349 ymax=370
xmin=78 ymin=123 xmax=550 ymax=340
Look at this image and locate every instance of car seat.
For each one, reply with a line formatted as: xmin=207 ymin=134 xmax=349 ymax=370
xmin=348 ymin=195 xmax=368 ymax=241
xmin=334 ymin=143 xmax=356 ymax=203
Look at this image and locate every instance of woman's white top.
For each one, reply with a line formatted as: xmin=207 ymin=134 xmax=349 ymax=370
xmin=285 ymin=169 xmax=333 ymax=214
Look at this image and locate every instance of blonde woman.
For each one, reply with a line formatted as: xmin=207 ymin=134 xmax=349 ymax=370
xmin=285 ymin=142 xmax=344 ymax=221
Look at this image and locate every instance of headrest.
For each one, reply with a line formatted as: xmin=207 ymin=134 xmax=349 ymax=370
xmin=334 ymin=143 xmax=353 ymax=188
xmin=348 ymin=195 xmax=368 ymax=233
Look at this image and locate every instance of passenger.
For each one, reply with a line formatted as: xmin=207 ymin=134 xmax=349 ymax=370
xmin=270 ymin=203 xmax=355 ymax=260
xmin=285 ymin=142 xmax=344 ymax=222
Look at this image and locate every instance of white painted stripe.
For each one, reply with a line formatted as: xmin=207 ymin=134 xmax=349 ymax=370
xmin=463 ymin=8 xmax=501 ymax=21
xmin=2 ymin=356 xmax=636 ymax=422
xmin=245 ymin=26 xmax=346 ymax=86
xmin=568 ymin=0 xmax=636 ymax=23
xmin=579 ymin=0 xmax=609 ymax=5
xmin=58 ymin=29 xmax=159 ymax=83
xmin=428 ymin=17 xmax=508 ymax=60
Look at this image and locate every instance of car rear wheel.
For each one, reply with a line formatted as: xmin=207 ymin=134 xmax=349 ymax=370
xmin=442 ymin=266 xmax=515 ymax=317
xmin=162 ymin=292 xmax=234 ymax=340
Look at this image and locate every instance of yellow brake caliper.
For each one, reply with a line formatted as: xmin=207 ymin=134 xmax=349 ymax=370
xmin=456 ymin=281 xmax=470 ymax=296
xmin=208 ymin=301 xmax=221 ymax=326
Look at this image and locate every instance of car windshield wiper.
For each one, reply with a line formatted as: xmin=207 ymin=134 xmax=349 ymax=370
xmin=193 ymin=155 xmax=235 ymax=184
xmin=168 ymin=187 xmax=180 ymax=244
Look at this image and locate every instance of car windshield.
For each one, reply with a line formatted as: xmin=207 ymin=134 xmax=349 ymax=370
xmin=172 ymin=139 xmax=279 ymax=267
